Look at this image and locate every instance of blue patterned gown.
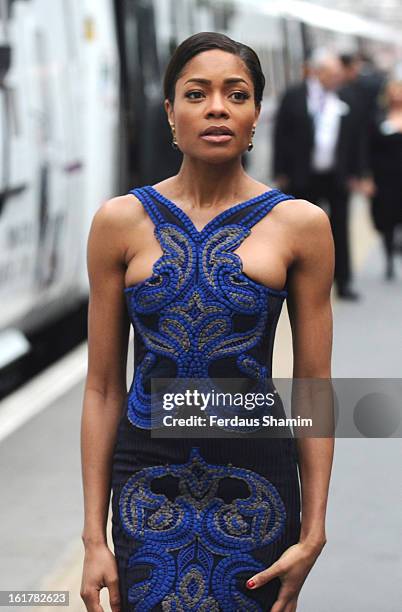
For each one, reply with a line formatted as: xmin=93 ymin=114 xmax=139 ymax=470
xmin=111 ymin=185 xmax=301 ymax=611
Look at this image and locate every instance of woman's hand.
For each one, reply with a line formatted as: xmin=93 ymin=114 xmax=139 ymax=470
xmin=80 ymin=543 xmax=121 ymax=612
xmin=246 ymin=540 xmax=326 ymax=612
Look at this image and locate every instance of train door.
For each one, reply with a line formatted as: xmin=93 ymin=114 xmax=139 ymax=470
xmin=114 ymin=0 xmax=182 ymax=187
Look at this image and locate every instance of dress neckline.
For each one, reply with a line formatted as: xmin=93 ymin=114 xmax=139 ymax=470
xmin=144 ymin=184 xmax=280 ymax=237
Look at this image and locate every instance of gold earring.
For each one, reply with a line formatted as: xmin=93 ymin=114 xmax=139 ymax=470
xmin=247 ymin=127 xmax=256 ymax=152
xmin=170 ymin=124 xmax=179 ymax=150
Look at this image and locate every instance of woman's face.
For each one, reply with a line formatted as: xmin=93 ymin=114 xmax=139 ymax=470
xmin=165 ymin=49 xmax=260 ymax=163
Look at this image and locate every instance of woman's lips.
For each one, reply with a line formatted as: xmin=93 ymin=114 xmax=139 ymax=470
xmin=200 ymin=134 xmax=233 ymax=143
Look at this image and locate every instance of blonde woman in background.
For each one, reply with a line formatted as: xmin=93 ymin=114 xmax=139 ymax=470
xmin=361 ymin=66 xmax=402 ymax=279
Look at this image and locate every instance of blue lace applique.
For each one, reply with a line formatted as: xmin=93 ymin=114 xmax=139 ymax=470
xmin=124 ymin=185 xmax=294 ymax=430
xmin=118 ymin=446 xmax=287 ymax=611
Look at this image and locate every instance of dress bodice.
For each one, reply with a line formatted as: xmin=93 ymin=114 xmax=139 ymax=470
xmin=124 ymin=185 xmax=294 ymax=429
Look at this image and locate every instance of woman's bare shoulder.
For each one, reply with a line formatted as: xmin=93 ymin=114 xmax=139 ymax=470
xmin=274 ymin=197 xmax=333 ymax=268
xmin=93 ymin=193 xmax=145 ymax=227
xmin=278 ymin=197 xmax=330 ymax=231
xmin=88 ymin=193 xmax=148 ymax=264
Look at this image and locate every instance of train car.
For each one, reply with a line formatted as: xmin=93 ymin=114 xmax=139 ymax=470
xmin=1 ymin=0 xmax=400 ymax=382
xmin=0 ymin=0 xmax=119 ymax=378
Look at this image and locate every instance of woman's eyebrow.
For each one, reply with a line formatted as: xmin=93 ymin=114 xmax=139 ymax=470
xmin=183 ymin=77 xmax=249 ymax=85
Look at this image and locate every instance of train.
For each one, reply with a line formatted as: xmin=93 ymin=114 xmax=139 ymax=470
xmin=1 ymin=0 xmax=401 ymax=378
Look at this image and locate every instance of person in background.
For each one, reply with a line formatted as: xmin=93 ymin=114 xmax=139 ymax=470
xmin=360 ymin=67 xmax=402 ymax=279
xmin=338 ymin=52 xmax=365 ymax=114
xmin=339 ymin=51 xmax=385 ymax=152
xmin=356 ymin=51 xmax=387 ymax=115
xmin=273 ymin=48 xmax=364 ymax=300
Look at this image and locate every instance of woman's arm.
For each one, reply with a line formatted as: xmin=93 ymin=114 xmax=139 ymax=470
xmin=286 ymin=202 xmax=335 ymax=553
xmin=246 ymin=201 xmax=335 ymax=612
xmin=80 ymin=197 xmax=132 ymax=611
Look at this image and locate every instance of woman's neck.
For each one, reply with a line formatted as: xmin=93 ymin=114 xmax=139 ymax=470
xmin=168 ymin=158 xmax=257 ymax=208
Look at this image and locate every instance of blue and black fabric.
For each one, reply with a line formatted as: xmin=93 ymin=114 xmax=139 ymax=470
xmin=111 ymin=185 xmax=301 ymax=611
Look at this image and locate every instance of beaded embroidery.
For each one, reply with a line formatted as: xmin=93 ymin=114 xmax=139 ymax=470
xmin=119 ymin=446 xmax=286 ymax=611
xmin=124 ymin=185 xmax=294 ymax=430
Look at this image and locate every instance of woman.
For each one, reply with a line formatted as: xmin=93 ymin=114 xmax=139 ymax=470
xmin=80 ymin=32 xmax=334 ymax=612
xmin=361 ymin=69 xmax=402 ymax=279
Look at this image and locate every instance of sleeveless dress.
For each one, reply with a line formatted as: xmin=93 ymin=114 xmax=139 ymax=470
xmin=111 ymin=185 xmax=301 ymax=612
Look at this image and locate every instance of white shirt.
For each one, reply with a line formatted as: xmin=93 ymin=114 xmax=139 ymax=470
xmin=307 ymin=77 xmax=349 ymax=172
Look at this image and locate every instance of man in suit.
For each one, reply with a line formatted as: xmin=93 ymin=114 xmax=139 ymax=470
xmin=273 ymin=48 xmax=363 ymax=300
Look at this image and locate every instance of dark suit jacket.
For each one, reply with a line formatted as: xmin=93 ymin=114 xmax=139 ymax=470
xmin=273 ymin=81 xmax=365 ymax=193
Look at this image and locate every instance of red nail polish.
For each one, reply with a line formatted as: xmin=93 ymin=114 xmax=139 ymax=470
xmin=247 ymin=579 xmax=255 ymax=588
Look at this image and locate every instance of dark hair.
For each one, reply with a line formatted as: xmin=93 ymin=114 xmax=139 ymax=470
xmin=339 ymin=52 xmax=358 ymax=68
xmin=163 ymin=32 xmax=265 ymax=108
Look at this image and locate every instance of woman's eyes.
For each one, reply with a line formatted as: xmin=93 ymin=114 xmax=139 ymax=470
xmin=185 ymin=91 xmax=250 ymax=101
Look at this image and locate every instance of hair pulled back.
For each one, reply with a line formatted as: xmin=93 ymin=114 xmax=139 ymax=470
xmin=163 ymin=31 xmax=265 ymax=108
